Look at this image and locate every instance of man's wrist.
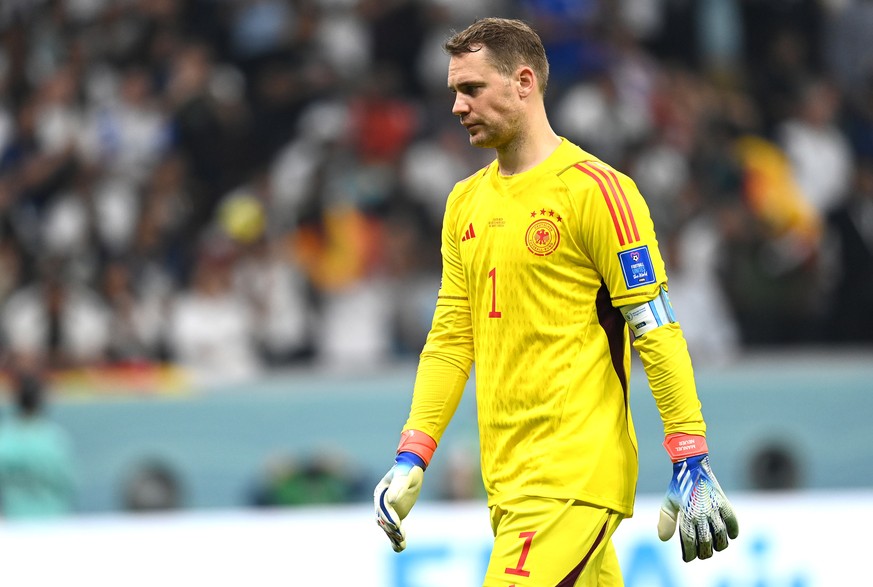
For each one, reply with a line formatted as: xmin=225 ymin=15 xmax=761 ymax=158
xmin=396 ymin=429 xmax=438 ymax=468
xmin=663 ymin=433 xmax=708 ymax=462
xmin=395 ymin=452 xmax=427 ymax=469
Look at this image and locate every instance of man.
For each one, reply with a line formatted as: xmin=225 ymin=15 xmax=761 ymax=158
xmin=0 ymin=369 xmax=77 ymax=519
xmin=374 ymin=17 xmax=738 ymax=585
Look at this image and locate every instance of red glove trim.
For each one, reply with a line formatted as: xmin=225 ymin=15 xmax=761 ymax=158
xmin=396 ymin=429 xmax=437 ymax=467
xmin=663 ymin=433 xmax=708 ymax=462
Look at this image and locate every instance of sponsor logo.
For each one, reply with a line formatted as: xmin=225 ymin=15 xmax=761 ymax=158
xmin=461 ymin=223 xmax=476 ymax=242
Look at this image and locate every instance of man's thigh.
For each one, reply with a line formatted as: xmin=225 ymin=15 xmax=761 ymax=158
xmin=484 ymin=497 xmax=623 ymax=586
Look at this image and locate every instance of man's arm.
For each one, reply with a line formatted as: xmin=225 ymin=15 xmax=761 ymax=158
xmin=622 ymin=287 xmax=739 ymax=562
xmin=374 ymin=300 xmax=474 ymax=552
xmin=629 ymin=320 xmax=705 ymax=436
xmin=403 ymin=304 xmax=474 ymax=440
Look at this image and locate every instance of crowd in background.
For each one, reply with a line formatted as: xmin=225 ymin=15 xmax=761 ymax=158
xmin=0 ymin=0 xmax=871 ymax=390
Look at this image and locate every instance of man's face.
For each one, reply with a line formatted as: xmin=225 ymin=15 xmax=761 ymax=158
xmin=447 ymin=47 xmax=523 ymax=150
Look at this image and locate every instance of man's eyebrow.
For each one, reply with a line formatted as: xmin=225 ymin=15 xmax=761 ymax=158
xmin=448 ymin=80 xmax=482 ymax=91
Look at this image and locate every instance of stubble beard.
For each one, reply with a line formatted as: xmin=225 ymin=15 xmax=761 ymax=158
xmin=475 ymin=116 xmax=526 ymax=158
xmin=467 ymin=116 xmax=515 ymax=151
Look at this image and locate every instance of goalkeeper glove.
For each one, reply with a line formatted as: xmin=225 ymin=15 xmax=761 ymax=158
xmin=374 ymin=452 xmax=424 ymax=552
xmin=374 ymin=430 xmax=437 ymax=553
xmin=657 ymin=434 xmax=739 ymax=562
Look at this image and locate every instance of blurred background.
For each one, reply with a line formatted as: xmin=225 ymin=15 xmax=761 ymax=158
xmin=0 ymin=0 xmax=870 ymax=585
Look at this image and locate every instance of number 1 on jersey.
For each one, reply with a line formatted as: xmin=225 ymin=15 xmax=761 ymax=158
xmin=488 ymin=267 xmax=502 ymax=318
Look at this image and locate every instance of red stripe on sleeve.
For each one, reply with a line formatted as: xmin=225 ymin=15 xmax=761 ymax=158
xmin=574 ymin=163 xmax=625 ymax=246
xmin=604 ymin=167 xmax=640 ymax=242
xmin=586 ymin=163 xmax=634 ymax=244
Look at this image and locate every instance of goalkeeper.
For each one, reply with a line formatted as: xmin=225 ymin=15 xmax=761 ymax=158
xmin=374 ymin=17 xmax=738 ymax=585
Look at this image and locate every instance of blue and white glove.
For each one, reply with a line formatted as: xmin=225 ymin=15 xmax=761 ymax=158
xmin=374 ymin=452 xmax=425 ymax=552
xmin=658 ymin=434 xmax=739 ymax=562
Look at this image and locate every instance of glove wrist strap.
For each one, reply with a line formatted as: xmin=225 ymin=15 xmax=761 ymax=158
xmin=663 ymin=433 xmax=708 ymax=462
xmin=397 ymin=429 xmax=437 ymax=468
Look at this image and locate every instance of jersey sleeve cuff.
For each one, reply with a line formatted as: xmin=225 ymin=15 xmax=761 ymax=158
xmin=663 ymin=433 xmax=708 ymax=462
xmin=397 ymin=429 xmax=438 ymax=468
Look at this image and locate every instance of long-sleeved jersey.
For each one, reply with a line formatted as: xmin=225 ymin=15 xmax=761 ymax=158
xmin=404 ymin=139 xmax=704 ymax=516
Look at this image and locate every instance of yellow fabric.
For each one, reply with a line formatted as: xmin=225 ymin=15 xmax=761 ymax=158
xmin=403 ymin=304 xmax=473 ymax=444
xmin=486 ymin=497 xmax=624 ymax=586
xmin=404 ymin=138 xmax=704 ymax=516
xmin=634 ymin=322 xmax=706 ymax=437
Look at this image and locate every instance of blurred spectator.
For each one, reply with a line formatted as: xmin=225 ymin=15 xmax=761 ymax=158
xmin=842 ymin=76 xmax=873 ymax=163
xmin=33 ymin=65 xmax=83 ymax=159
xmin=696 ymin=0 xmax=743 ymax=81
xmin=249 ymin=450 xmax=363 ymax=507
xmin=0 ymin=231 xmax=25 ymax=303
xmin=723 ymin=135 xmax=827 ymax=344
xmin=380 ymin=199 xmax=442 ymax=356
xmin=747 ymin=441 xmax=803 ymax=492
xmin=0 ymin=367 xmax=77 ymax=519
xmin=777 ymin=77 xmax=853 ymax=216
xmin=362 ymin=0 xmax=430 ymax=98
xmin=400 ymin=126 xmax=477 ymax=239
xmin=166 ymin=236 xmax=264 ymax=386
xmin=100 ymin=258 xmax=168 ymax=363
xmin=0 ymin=95 xmax=80 ymax=256
xmin=663 ymin=213 xmax=741 ymax=367
xmin=166 ymin=41 xmax=253 ymax=229
xmin=132 ymin=151 xmax=197 ymax=286
xmin=39 ymin=166 xmax=99 ymax=280
xmin=121 ymin=458 xmax=184 ymax=512
xmin=0 ymin=261 xmax=111 ymax=369
xmin=77 ymin=64 xmax=171 ymax=185
xmin=312 ymin=3 xmax=370 ymax=83
xmin=824 ymin=0 xmax=873 ymax=96
xmin=554 ymin=69 xmax=649 ymax=167
xmin=268 ymin=99 xmax=351 ymax=230
xmin=825 ymin=159 xmax=873 ymax=343
xmin=347 ymin=70 xmax=419 ymax=166
xmin=218 ymin=175 xmax=316 ymax=365
xmin=229 ymin=0 xmax=296 ymax=65
xmin=740 ymin=0 xmax=825 ymax=133
xmin=519 ymin=0 xmax=607 ymax=92
xmin=626 ymin=133 xmax=689 ymax=236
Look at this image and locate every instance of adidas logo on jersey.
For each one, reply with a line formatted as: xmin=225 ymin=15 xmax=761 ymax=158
xmin=461 ymin=223 xmax=476 ymax=242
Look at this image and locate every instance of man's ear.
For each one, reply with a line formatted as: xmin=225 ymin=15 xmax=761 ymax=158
xmin=516 ymin=66 xmax=536 ymax=98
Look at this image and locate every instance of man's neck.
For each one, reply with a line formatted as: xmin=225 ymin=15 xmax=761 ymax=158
xmin=496 ymin=125 xmax=562 ymax=176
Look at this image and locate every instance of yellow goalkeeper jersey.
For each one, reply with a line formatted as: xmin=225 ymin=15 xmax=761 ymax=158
xmin=406 ymin=138 xmax=699 ymax=516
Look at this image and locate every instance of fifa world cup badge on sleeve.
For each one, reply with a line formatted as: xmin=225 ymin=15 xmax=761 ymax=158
xmin=618 ymin=246 xmax=656 ymax=289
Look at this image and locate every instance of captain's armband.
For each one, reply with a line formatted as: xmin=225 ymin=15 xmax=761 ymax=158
xmin=620 ymin=286 xmax=676 ymax=338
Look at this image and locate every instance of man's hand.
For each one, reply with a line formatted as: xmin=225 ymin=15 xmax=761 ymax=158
xmin=658 ymin=434 xmax=739 ymax=562
xmin=374 ymin=452 xmax=425 ymax=552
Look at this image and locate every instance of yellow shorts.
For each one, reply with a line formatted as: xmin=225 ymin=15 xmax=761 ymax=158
xmin=484 ymin=497 xmax=624 ymax=587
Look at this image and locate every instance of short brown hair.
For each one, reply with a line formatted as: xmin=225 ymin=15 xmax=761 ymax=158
xmin=444 ymin=18 xmax=550 ymax=95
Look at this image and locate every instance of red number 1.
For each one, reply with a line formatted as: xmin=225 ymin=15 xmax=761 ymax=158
xmin=505 ymin=531 xmax=536 ymax=577
xmin=488 ymin=267 xmax=501 ymax=318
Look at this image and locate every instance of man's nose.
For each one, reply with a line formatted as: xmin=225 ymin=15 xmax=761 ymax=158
xmin=452 ymin=94 xmax=469 ymax=117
